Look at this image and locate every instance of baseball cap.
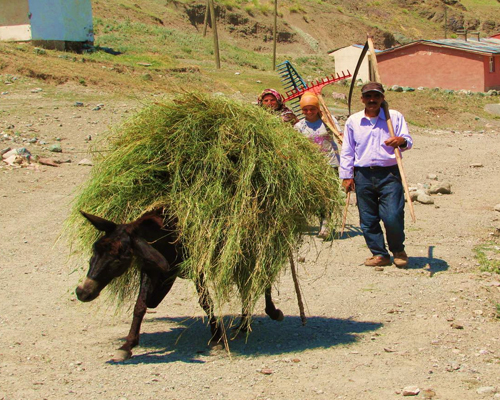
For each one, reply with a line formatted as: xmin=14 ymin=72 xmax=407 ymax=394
xmin=361 ymin=82 xmax=385 ymax=94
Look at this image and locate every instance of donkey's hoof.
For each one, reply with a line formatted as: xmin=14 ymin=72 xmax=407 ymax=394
xmin=209 ymin=341 xmax=225 ymax=353
xmin=111 ymin=349 xmax=132 ymax=362
xmin=275 ymin=309 xmax=284 ymax=322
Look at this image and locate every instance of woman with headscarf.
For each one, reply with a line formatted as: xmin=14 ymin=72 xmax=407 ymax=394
xmin=294 ymin=91 xmax=341 ymax=239
xmin=257 ymin=88 xmax=298 ymax=125
xmin=294 ymin=91 xmax=341 ymax=168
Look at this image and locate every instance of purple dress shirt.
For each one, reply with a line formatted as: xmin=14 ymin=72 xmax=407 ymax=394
xmin=339 ymin=108 xmax=412 ymax=179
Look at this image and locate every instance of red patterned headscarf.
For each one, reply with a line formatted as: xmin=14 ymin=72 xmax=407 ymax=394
xmin=257 ymin=88 xmax=297 ymax=125
xmin=257 ymin=88 xmax=285 ymax=109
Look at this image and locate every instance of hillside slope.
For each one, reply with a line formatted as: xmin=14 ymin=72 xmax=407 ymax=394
xmin=91 ymin=0 xmax=500 ymax=53
xmin=1 ymin=0 xmax=500 ymax=131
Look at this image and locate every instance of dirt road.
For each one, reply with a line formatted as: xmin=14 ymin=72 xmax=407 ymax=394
xmin=1 ymin=84 xmax=499 ymax=400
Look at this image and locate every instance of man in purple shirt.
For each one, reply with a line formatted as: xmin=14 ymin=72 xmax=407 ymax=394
xmin=340 ymin=82 xmax=413 ymax=268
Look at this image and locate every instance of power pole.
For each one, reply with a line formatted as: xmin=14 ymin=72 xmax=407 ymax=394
xmin=444 ymin=5 xmax=448 ymax=39
xmin=203 ymin=0 xmax=209 ymax=37
xmin=208 ymin=0 xmax=220 ymax=69
xmin=272 ymin=0 xmax=277 ymax=70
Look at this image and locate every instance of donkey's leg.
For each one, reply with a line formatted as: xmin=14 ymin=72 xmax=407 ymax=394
xmin=112 ymin=275 xmax=149 ymax=362
xmin=113 ymin=273 xmax=175 ymax=362
xmin=264 ymin=287 xmax=284 ymax=321
xmin=195 ymin=274 xmax=223 ymax=344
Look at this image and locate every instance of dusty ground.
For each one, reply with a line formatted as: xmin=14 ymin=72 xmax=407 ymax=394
xmin=1 ymin=81 xmax=500 ymax=400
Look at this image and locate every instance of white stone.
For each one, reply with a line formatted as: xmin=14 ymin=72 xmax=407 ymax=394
xmin=476 ymin=386 xmax=496 ymax=395
xmin=78 ymin=158 xmax=93 ymax=166
xmin=402 ymin=386 xmax=420 ymax=396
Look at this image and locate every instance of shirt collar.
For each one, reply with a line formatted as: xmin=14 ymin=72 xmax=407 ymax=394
xmin=361 ymin=107 xmax=387 ymax=121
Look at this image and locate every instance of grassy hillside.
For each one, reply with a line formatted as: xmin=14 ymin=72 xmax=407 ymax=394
xmin=1 ymin=0 xmax=500 ymax=130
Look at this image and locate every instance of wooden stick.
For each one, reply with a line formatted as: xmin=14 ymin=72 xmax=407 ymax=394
xmin=289 ymin=252 xmax=306 ymax=326
xmin=381 ymin=101 xmax=416 ymax=222
xmin=316 ymin=92 xmax=343 ymax=145
xmin=208 ymin=0 xmax=220 ymax=69
xmin=272 ymin=0 xmax=277 ymax=71
xmin=340 ymin=191 xmax=350 ymax=236
xmin=367 ymin=36 xmax=381 ymax=83
xmin=202 ymin=0 xmax=209 ymax=37
xmin=367 ymin=35 xmax=416 ymax=223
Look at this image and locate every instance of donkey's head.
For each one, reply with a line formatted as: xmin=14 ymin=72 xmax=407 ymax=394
xmin=76 ymin=211 xmax=171 ymax=302
xmin=76 ymin=212 xmax=134 ymax=302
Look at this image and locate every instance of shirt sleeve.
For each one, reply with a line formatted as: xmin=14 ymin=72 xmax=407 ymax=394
xmin=391 ymin=110 xmax=412 ymax=151
xmin=339 ymin=118 xmax=355 ymax=179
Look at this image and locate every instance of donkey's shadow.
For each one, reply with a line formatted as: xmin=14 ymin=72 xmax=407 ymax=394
xmin=117 ymin=315 xmax=383 ymax=364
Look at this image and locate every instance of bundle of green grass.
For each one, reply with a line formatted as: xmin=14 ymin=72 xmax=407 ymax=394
xmin=67 ymin=92 xmax=343 ymax=316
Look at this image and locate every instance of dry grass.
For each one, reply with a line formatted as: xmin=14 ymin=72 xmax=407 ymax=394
xmin=66 ymin=92 xmax=343 ymax=316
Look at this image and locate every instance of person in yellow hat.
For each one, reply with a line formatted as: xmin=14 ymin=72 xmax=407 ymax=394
xmin=294 ymin=91 xmax=341 ymax=168
xmin=294 ymin=91 xmax=341 ymax=238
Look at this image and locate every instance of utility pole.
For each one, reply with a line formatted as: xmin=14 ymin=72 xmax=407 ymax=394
xmin=203 ymin=0 xmax=209 ymax=37
xmin=208 ymin=0 xmax=220 ymax=69
xmin=444 ymin=5 xmax=447 ymax=39
xmin=272 ymin=0 xmax=277 ymax=70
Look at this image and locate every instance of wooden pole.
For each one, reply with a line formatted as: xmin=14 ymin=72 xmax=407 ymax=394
xmin=272 ymin=0 xmax=277 ymax=70
xmin=316 ymin=93 xmax=343 ymax=145
xmin=367 ymin=35 xmax=416 ymax=223
xmin=340 ymin=191 xmax=350 ymax=236
xmin=289 ymin=252 xmax=306 ymax=326
xmin=444 ymin=6 xmax=447 ymax=39
xmin=367 ymin=36 xmax=381 ymax=83
xmin=203 ymin=0 xmax=209 ymax=37
xmin=208 ymin=0 xmax=220 ymax=69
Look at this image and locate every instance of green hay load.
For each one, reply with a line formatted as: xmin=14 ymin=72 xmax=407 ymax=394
xmin=66 ymin=92 xmax=343 ymax=317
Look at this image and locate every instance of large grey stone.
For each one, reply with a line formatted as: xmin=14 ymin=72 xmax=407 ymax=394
xmin=417 ymin=193 xmax=434 ymax=204
xmin=429 ymin=182 xmax=451 ymax=195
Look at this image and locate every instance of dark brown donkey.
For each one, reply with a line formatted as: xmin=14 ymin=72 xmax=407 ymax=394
xmin=76 ymin=209 xmax=284 ymax=362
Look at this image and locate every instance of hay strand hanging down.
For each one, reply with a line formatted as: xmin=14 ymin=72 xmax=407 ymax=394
xmin=66 ymin=92 xmax=343 ymax=316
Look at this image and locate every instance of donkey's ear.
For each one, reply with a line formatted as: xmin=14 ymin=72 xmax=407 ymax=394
xmin=80 ymin=211 xmax=117 ymax=234
xmin=131 ymin=237 xmax=170 ymax=277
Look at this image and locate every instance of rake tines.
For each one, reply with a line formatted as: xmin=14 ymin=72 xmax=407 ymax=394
xmin=283 ymin=70 xmax=352 ymax=103
xmin=276 ymin=61 xmax=308 ymax=117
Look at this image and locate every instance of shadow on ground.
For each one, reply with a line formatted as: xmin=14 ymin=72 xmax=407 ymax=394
xmin=302 ymin=224 xmax=364 ymax=241
xmin=113 ymin=315 xmax=382 ymax=365
xmin=407 ymin=245 xmax=449 ymax=276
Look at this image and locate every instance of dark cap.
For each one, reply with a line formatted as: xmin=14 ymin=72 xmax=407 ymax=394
xmin=361 ymin=82 xmax=385 ymax=95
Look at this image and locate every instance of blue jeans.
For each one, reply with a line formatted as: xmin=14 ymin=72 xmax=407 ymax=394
xmin=354 ymin=166 xmax=405 ymax=258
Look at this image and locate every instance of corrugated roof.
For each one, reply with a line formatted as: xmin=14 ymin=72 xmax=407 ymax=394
xmin=328 ymin=43 xmax=381 ymax=54
xmin=380 ymin=38 xmax=500 ymax=56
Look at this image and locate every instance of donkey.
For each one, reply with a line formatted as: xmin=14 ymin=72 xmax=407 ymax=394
xmin=76 ymin=209 xmax=284 ymax=362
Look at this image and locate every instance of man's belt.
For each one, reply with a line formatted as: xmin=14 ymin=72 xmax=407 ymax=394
xmin=354 ymin=165 xmax=398 ymax=171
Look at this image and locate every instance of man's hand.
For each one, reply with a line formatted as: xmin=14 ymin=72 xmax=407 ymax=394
xmin=342 ymin=178 xmax=355 ymax=193
xmin=384 ymin=137 xmax=406 ymax=148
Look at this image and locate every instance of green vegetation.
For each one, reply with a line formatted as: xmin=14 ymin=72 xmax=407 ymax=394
xmin=473 ymin=241 xmax=500 ymax=274
xmin=2 ymin=0 xmax=500 ymax=131
xmin=66 ymin=93 xmax=343 ymax=313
